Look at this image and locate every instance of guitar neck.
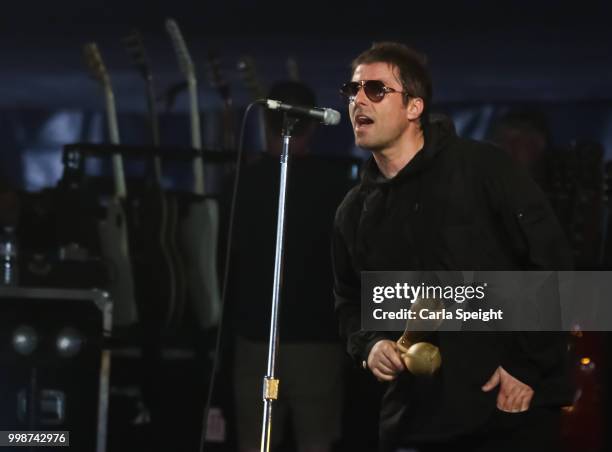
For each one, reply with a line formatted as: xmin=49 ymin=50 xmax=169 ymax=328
xmin=207 ymin=51 xmax=235 ymax=150
xmin=123 ymin=30 xmax=163 ymax=185
xmin=165 ymin=18 xmax=205 ymax=195
xmin=144 ymin=77 xmax=163 ymax=183
xmin=238 ymin=57 xmax=267 ymax=151
xmin=221 ymin=100 xmax=236 ymax=150
xmin=103 ymin=85 xmax=127 ymax=199
xmin=287 ymin=57 xmax=300 ymax=81
xmin=146 ymin=79 xmax=161 ymax=147
xmin=187 ymin=76 xmax=205 ymax=195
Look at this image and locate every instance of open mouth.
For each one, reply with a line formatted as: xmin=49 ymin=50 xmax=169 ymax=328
xmin=355 ymin=114 xmax=374 ymax=128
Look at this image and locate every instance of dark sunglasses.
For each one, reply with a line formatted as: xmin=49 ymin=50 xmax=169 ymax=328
xmin=340 ymin=80 xmax=406 ymax=103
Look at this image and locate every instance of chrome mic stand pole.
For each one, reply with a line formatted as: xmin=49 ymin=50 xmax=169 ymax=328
xmin=260 ymin=114 xmax=298 ymax=452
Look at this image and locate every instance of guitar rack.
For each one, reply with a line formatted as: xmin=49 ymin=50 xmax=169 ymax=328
xmin=63 ymin=142 xmax=238 ymax=163
xmin=60 ymin=142 xmax=239 ymax=197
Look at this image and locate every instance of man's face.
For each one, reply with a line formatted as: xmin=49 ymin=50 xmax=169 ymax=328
xmin=349 ymin=62 xmax=411 ymax=152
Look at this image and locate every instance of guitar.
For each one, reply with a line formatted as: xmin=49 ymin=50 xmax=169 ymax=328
xmin=123 ymin=30 xmax=179 ymax=331
xmin=237 ymin=56 xmax=267 ymax=151
xmin=207 ymin=50 xmax=235 ymax=150
xmin=82 ymin=43 xmax=138 ymax=328
xmin=165 ymin=18 xmax=221 ymax=331
xmin=286 ymin=56 xmax=300 ymax=82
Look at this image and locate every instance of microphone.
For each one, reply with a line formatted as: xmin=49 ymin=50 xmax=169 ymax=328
xmin=262 ymin=99 xmax=341 ymax=126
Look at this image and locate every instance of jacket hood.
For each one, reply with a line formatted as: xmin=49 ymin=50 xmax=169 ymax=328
xmin=361 ymin=114 xmax=457 ymax=187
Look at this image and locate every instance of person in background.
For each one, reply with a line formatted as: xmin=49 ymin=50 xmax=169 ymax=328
xmin=226 ymin=81 xmax=353 ymax=452
xmin=487 ymin=108 xmax=551 ymax=185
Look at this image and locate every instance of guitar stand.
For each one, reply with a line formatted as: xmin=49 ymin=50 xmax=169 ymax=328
xmin=63 ymin=143 xmax=238 ymax=164
xmin=259 ymin=114 xmax=299 ymax=452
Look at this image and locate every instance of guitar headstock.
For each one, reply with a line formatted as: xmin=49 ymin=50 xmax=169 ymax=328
xmin=286 ymin=56 xmax=300 ymax=82
xmin=165 ymin=18 xmax=196 ymax=84
xmin=83 ymin=42 xmax=112 ymax=91
xmin=123 ymin=30 xmax=152 ymax=81
xmin=207 ymin=50 xmax=231 ymax=105
xmin=236 ymin=56 xmax=266 ymax=101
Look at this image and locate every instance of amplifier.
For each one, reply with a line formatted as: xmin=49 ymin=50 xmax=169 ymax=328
xmin=0 ymin=287 xmax=111 ymax=451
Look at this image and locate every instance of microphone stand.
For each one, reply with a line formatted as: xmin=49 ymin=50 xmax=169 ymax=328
xmin=259 ymin=113 xmax=298 ymax=452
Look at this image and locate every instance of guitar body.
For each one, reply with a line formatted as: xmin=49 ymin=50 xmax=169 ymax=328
xmin=165 ymin=192 xmax=187 ymax=328
xmin=166 ymin=20 xmax=222 ymax=332
xmin=177 ymin=195 xmax=221 ymax=330
xmin=123 ymin=30 xmax=186 ymax=333
xmin=83 ymin=42 xmax=141 ymax=331
xmin=126 ymin=181 xmax=176 ymax=330
xmin=97 ymin=198 xmax=138 ymax=327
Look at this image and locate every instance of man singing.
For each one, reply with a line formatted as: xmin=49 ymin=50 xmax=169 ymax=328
xmin=332 ymin=42 xmax=573 ymax=452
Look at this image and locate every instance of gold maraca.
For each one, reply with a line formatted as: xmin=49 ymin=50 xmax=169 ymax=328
xmin=396 ymin=338 xmax=442 ymax=376
xmin=396 ymin=297 xmax=443 ymax=376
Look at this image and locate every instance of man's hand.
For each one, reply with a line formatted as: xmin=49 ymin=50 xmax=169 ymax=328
xmin=481 ymin=365 xmax=534 ymax=412
xmin=366 ymin=340 xmax=405 ymax=382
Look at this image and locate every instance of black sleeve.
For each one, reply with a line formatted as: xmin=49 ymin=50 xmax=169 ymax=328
xmin=332 ymin=214 xmax=390 ymax=368
xmin=481 ymin=147 xmax=573 ymax=394
xmin=483 ymin=151 xmax=573 ymax=271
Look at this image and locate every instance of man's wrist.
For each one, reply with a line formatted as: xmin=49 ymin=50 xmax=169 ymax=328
xmin=362 ymin=337 xmax=384 ymax=370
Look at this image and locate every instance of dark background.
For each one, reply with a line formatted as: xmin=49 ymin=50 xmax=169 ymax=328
xmin=2 ymin=1 xmax=612 ymax=187
xmin=0 ymin=1 xmax=610 ymax=451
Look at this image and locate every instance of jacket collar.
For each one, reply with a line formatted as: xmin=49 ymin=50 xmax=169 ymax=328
xmin=361 ymin=114 xmax=456 ymax=187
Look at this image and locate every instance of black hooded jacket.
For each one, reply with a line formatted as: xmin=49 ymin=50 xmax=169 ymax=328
xmin=332 ymin=117 xmax=574 ymax=443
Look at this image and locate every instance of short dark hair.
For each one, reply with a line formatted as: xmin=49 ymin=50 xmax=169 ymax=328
xmin=265 ymin=80 xmax=317 ymax=137
xmin=351 ymin=42 xmax=432 ymax=120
